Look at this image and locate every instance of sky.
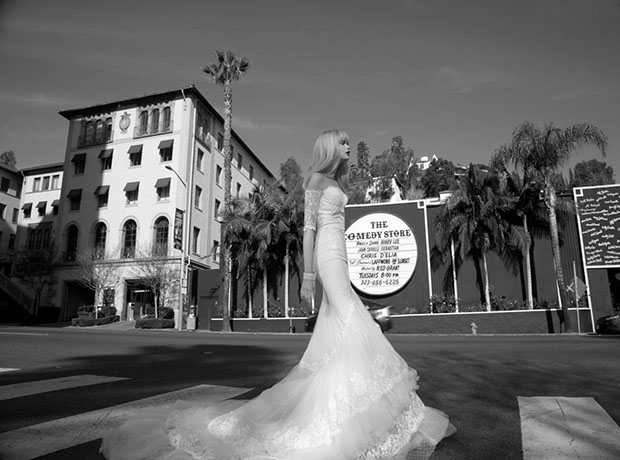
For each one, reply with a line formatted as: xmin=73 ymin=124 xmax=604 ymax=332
xmin=1 ymin=0 xmax=619 ymax=180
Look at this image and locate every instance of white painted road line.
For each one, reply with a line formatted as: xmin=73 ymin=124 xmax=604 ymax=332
xmin=0 ymin=383 xmax=248 ymax=460
xmin=519 ymin=396 xmax=620 ymax=460
xmin=0 ymin=368 xmax=20 ymax=373
xmin=0 ymin=375 xmax=129 ymax=401
xmin=0 ymin=332 xmax=48 ymax=336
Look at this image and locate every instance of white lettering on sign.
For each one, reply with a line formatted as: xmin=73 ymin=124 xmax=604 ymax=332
xmin=345 ymin=213 xmax=417 ymax=295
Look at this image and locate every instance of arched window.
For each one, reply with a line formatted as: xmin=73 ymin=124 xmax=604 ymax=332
xmin=122 ymin=220 xmax=137 ymax=258
xmin=84 ymin=122 xmax=94 ymax=144
xmin=150 ymin=109 xmax=160 ymax=134
xmin=94 ymin=120 xmax=104 ymax=143
xmin=105 ymin=117 xmax=113 ymax=141
xmin=94 ymin=222 xmax=107 ymax=258
xmin=66 ymin=225 xmax=79 ymax=262
xmin=139 ymin=111 xmax=149 ymax=135
xmin=153 ymin=217 xmax=169 ymax=256
xmin=162 ymin=107 xmax=171 ymax=131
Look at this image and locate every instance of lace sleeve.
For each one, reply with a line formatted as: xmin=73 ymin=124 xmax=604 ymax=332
xmin=304 ymin=189 xmax=322 ymax=232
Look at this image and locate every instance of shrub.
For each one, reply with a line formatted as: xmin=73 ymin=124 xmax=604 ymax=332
xmin=429 ymin=294 xmax=458 ymax=313
xmin=135 ymin=318 xmax=175 ymax=329
xmin=144 ymin=305 xmax=175 ymax=319
xmin=71 ymin=315 xmax=120 ymax=327
xmin=77 ymin=305 xmax=95 ymax=319
xmin=98 ymin=306 xmax=117 ymax=317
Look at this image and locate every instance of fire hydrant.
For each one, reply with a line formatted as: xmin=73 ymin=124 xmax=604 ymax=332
xmin=470 ymin=322 xmax=478 ymax=335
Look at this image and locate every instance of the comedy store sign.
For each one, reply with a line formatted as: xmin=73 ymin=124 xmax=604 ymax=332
xmin=345 ymin=213 xmax=418 ymax=295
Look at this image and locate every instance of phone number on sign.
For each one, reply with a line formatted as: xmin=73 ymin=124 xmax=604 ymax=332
xmin=359 ymin=278 xmax=400 ymax=286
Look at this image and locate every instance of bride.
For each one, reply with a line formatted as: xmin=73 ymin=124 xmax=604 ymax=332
xmin=100 ymin=130 xmax=454 ymax=460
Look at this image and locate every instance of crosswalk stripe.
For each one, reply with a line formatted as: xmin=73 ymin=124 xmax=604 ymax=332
xmin=0 ymin=383 xmax=248 ymax=460
xmin=519 ymin=396 xmax=620 ymax=459
xmin=0 ymin=375 xmax=129 ymax=401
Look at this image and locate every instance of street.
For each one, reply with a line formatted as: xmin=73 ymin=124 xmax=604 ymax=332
xmin=1 ymin=325 xmax=620 ymax=460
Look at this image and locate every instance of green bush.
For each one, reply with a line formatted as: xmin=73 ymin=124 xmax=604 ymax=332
xmin=135 ymin=318 xmax=175 ymax=329
xmin=98 ymin=306 xmax=117 ymax=317
xmin=144 ymin=306 xmax=175 ymax=319
xmin=71 ymin=315 xmax=120 ymax=327
xmin=429 ymin=294 xmax=458 ymax=313
xmin=77 ymin=305 xmax=95 ymax=319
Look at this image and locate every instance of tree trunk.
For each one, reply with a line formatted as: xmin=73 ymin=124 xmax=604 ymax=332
xmin=284 ymin=245 xmax=290 ymax=318
xmin=263 ymin=270 xmax=268 ymax=318
xmin=546 ymin=186 xmax=572 ymax=332
xmin=219 ymin=81 xmax=234 ymax=332
xmin=247 ymin=266 xmax=253 ymax=319
xmin=482 ymin=251 xmax=491 ymax=311
xmin=523 ymin=214 xmax=534 ymax=310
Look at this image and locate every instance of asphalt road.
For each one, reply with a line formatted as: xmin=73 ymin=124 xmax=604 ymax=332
xmin=1 ymin=325 xmax=619 ymax=460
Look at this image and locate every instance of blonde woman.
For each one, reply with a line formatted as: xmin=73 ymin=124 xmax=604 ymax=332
xmin=101 ymin=130 xmax=454 ymax=460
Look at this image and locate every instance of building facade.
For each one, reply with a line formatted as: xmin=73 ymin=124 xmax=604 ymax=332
xmin=0 ymin=163 xmax=22 ymax=274
xmin=53 ymin=86 xmax=273 ymax=322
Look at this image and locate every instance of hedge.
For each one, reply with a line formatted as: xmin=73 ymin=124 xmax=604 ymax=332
xmin=135 ymin=318 xmax=175 ymax=329
xmin=71 ymin=315 xmax=120 ymax=327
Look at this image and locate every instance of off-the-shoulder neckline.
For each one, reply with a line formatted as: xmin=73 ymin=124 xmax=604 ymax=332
xmin=306 ymin=184 xmax=345 ymax=194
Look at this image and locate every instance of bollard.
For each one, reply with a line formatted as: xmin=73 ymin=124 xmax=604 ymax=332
xmin=470 ymin=322 xmax=478 ymax=335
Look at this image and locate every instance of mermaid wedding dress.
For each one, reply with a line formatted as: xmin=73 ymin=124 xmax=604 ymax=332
xmin=100 ymin=185 xmax=454 ymax=460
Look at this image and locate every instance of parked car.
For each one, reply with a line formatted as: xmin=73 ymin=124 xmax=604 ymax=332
xmin=304 ymin=301 xmax=392 ymax=333
xmin=595 ymin=314 xmax=620 ymax=334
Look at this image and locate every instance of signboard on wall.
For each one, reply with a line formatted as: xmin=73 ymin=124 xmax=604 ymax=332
xmin=345 ymin=212 xmax=418 ymax=295
xmin=174 ymin=208 xmax=184 ymax=250
xmin=575 ymin=184 xmax=620 ymax=268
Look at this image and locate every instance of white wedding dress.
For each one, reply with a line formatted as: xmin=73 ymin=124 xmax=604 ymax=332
xmin=100 ymin=186 xmax=454 ymax=460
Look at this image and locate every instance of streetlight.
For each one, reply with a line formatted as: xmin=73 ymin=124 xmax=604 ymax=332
xmin=165 ymin=164 xmax=190 ymax=331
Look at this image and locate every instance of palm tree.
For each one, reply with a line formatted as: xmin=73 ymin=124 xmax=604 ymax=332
xmin=202 ymin=50 xmax=250 ymax=331
xmin=432 ymin=165 xmax=520 ymax=310
xmin=498 ymin=122 xmax=608 ymax=332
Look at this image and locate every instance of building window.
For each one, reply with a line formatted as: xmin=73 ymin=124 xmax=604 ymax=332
xmin=124 ymin=182 xmax=139 ymax=205
xmin=33 ymin=177 xmax=41 ymax=192
xmin=94 ymin=222 xmax=107 ymax=258
xmin=128 ymin=144 xmax=142 ymax=167
xmin=27 ymin=224 xmax=51 ymax=251
xmin=0 ymin=203 xmax=5 ymax=220
xmin=36 ymin=201 xmax=46 ymax=217
xmin=95 ymin=185 xmax=109 ymax=208
xmin=216 ymin=165 xmax=222 ymax=186
xmin=66 ymin=225 xmax=78 ymax=262
xmin=12 ymin=208 xmax=18 ymax=223
xmin=196 ymin=149 xmax=204 ymax=171
xmin=153 ymin=217 xmax=169 ymax=256
xmin=122 ymin=220 xmax=137 ymax=258
xmin=162 ymin=107 xmax=171 ymax=131
xmin=213 ymin=240 xmax=219 ymax=263
xmin=1 ymin=177 xmax=10 ymax=192
xmin=192 ymin=227 xmax=200 ymax=253
xmin=94 ymin=120 xmax=104 ymax=143
xmin=67 ymin=189 xmax=82 ymax=211
xmin=52 ymin=200 xmax=59 ymax=215
xmin=8 ymin=234 xmax=15 ymax=250
xmin=139 ymin=111 xmax=149 ymax=136
xmin=84 ymin=122 xmax=95 ymax=144
xmin=99 ymin=149 xmax=113 ymax=171
xmin=150 ymin=109 xmax=160 ymax=134
xmin=158 ymin=139 xmax=173 ymax=162
xmin=249 ymin=165 xmax=254 ymax=181
xmin=105 ymin=117 xmax=113 ymax=141
xmin=72 ymin=153 xmax=86 ymax=175
xmin=155 ymin=178 xmax=171 ymax=201
xmin=237 ymin=153 xmax=243 ymax=170
xmin=236 ymin=183 xmax=241 ymax=198
xmin=22 ymin=203 xmax=32 ymax=218
xmin=42 ymin=176 xmax=50 ymax=191
xmin=195 ymin=186 xmax=202 ymax=209
xmin=214 ymin=199 xmax=220 ymax=219
xmin=51 ymin=175 xmax=60 ymax=189
xmin=217 ymin=133 xmax=224 ymax=151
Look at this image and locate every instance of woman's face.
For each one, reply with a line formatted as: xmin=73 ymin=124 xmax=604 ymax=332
xmin=337 ymin=138 xmax=350 ymax=162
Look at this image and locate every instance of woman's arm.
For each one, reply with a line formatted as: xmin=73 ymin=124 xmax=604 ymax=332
xmin=300 ymin=174 xmax=323 ymax=304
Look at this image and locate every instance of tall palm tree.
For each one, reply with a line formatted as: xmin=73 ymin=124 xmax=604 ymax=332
xmin=432 ymin=165 xmax=520 ymax=310
xmin=498 ymin=122 xmax=608 ymax=332
xmin=202 ymin=50 xmax=250 ymax=332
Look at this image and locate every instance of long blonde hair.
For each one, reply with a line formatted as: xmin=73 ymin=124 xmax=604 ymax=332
xmin=304 ymin=129 xmax=350 ymax=191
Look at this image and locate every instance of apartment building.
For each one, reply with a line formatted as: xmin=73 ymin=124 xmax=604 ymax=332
xmin=0 ymin=163 xmax=22 ymax=274
xmin=53 ymin=85 xmax=273 ymax=322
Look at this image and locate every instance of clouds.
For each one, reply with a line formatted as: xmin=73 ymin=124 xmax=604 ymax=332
xmin=417 ymin=65 xmax=519 ymax=94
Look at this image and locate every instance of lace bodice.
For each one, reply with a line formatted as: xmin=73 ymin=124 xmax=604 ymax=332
xmin=304 ymin=186 xmax=348 ymax=233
